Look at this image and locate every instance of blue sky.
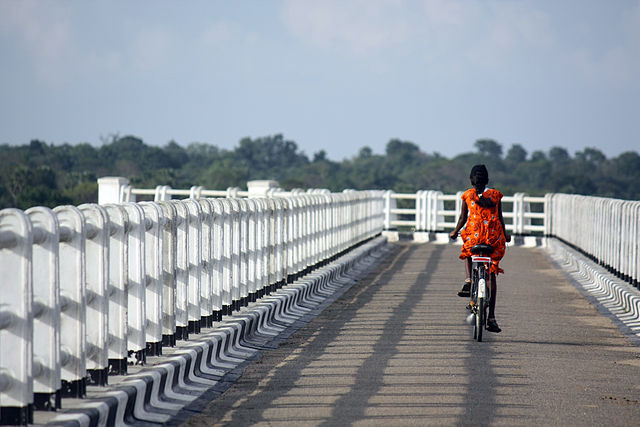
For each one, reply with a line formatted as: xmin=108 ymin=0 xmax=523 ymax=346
xmin=1 ymin=0 xmax=638 ymax=161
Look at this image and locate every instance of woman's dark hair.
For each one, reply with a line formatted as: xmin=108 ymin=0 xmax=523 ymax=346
xmin=470 ymin=164 xmax=495 ymax=208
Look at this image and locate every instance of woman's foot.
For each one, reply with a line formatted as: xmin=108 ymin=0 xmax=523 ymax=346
xmin=457 ymin=280 xmax=471 ymax=297
xmin=486 ymin=318 xmax=501 ymax=333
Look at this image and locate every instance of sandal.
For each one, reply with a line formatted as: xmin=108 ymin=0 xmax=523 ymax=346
xmin=486 ymin=319 xmax=502 ymax=333
xmin=457 ymin=281 xmax=471 ymax=297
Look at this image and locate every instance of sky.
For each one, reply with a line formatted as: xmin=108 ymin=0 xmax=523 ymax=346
xmin=1 ymin=0 xmax=639 ymax=161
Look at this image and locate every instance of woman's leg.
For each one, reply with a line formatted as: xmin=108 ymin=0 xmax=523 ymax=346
xmin=458 ymin=258 xmax=473 ymax=297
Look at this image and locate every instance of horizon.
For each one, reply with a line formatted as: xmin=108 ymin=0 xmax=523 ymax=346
xmin=5 ymin=133 xmax=637 ymax=163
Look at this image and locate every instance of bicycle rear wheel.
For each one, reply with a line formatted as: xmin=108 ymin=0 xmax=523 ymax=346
xmin=474 ymin=265 xmax=486 ymax=342
xmin=476 ymin=296 xmax=485 ymax=342
xmin=471 ymin=269 xmax=479 ymax=340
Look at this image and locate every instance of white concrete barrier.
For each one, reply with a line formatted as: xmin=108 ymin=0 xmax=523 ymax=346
xmin=26 ymin=207 xmax=61 ymax=410
xmin=0 ymin=209 xmax=33 ymax=424
xmin=54 ymin=205 xmax=87 ymax=399
xmin=78 ymin=204 xmax=109 ymax=387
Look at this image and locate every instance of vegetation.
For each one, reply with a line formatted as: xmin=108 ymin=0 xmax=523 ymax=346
xmin=1 ymin=135 xmax=639 ymax=210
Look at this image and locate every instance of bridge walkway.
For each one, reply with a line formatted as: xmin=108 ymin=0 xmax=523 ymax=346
xmin=181 ymin=242 xmax=640 ymax=426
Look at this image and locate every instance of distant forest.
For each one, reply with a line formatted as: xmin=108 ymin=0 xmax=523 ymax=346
xmin=1 ymin=134 xmax=639 ymax=210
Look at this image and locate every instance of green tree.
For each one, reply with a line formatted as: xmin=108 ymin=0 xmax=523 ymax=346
xmin=474 ymin=139 xmax=503 ymax=158
xmin=505 ymin=144 xmax=527 ymax=165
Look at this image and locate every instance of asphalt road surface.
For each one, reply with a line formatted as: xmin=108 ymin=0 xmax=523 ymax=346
xmin=180 ymin=242 xmax=640 ymax=426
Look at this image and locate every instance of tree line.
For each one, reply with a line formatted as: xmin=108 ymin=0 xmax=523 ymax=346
xmin=1 ymin=134 xmax=639 ymax=210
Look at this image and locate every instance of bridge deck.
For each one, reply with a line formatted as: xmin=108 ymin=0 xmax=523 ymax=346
xmin=182 ymin=242 xmax=640 ymax=426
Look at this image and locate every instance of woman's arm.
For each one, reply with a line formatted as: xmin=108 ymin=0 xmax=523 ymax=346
xmin=498 ymin=201 xmax=511 ymax=242
xmin=449 ymin=202 xmax=468 ymax=239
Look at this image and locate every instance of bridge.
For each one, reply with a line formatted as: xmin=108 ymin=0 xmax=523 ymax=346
xmin=0 ymin=178 xmax=639 ymax=425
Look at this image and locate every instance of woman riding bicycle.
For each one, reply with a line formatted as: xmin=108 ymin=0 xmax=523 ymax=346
xmin=449 ymin=164 xmax=511 ymax=333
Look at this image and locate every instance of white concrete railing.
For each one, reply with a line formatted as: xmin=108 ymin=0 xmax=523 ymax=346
xmin=383 ymin=190 xmax=550 ymax=235
xmin=0 ymin=184 xmax=384 ymax=424
xmin=548 ymin=194 xmax=640 ymax=287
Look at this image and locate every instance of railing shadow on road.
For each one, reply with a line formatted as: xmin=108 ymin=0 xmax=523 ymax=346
xmin=182 ymin=243 xmax=539 ymax=426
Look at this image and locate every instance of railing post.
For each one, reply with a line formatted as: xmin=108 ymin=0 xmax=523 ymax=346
xmin=512 ymin=193 xmax=523 ymax=235
xmin=383 ymin=190 xmax=395 ymax=230
xmin=78 ymin=204 xmax=110 ymax=387
xmin=271 ymin=197 xmax=286 ymax=290
xmin=139 ymin=202 xmax=165 ymax=356
xmin=254 ymin=198 xmax=268 ymax=298
xmin=53 ymin=205 xmax=87 ymax=398
xmin=103 ymin=204 xmax=128 ymax=375
xmin=246 ymin=199 xmax=258 ymax=302
xmin=154 ymin=185 xmax=172 ymax=202
xmin=433 ymin=191 xmax=444 ymax=231
xmin=121 ymin=203 xmax=146 ymax=364
xmin=209 ymin=199 xmax=224 ymax=321
xmin=220 ymin=199 xmax=233 ymax=316
xmin=544 ymin=194 xmax=554 ymax=237
xmin=282 ymin=196 xmax=294 ymax=283
xmin=189 ymin=186 xmax=204 ymax=199
xmin=25 ymin=207 xmax=61 ymax=411
xmin=172 ymin=201 xmax=189 ymax=339
xmin=0 ymin=209 xmax=33 ymax=425
xmin=97 ymin=177 xmax=129 ymax=205
xmin=228 ymin=199 xmax=242 ymax=311
xmin=157 ymin=202 xmax=178 ymax=344
xmin=237 ymin=199 xmax=249 ymax=307
xmin=195 ymin=199 xmax=213 ymax=327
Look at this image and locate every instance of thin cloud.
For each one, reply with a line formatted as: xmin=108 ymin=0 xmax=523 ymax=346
xmin=281 ymin=0 xmax=411 ymax=55
xmin=130 ymin=28 xmax=177 ymax=71
xmin=0 ymin=1 xmax=75 ymax=86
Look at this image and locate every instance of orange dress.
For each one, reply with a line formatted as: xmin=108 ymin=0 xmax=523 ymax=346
xmin=459 ymin=188 xmax=506 ymax=275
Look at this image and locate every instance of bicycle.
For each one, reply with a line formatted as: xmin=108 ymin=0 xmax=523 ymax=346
xmin=467 ymin=244 xmax=494 ymax=342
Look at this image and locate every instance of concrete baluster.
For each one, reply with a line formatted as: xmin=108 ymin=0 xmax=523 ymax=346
xmin=283 ymin=196 xmax=296 ymax=283
xmin=121 ymin=203 xmax=146 ymax=364
xmin=195 ymin=199 xmax=214 ymax=327
xmin=271 ymin=197 xmax=285 ymax=291
xmin=156 ymin=202 xmax=177 ymax=346
xmin=0 ymin=209 xmax=33 ymax=425
xmin=227 ymin=199 xmax=242 ymax=311
xmin=54 ymin=205 xmax=87 ymax=398
xmin=311 ymin=195 xmax=320 ymax=268
xmin=383 ymin=190 xmax=393 ymax=230
xmin=208 ymin=199 xmax=224 ymax=321
xmin=434 ymin=191 xmax=445 ymax=232
xmin=294 ymin=196 xmax=304 ymax=277
xmin=220 ymin=199 xmax=233 ymax=316
xmin=236 ymin=198 xmax=249 ymax=307
xmin=172 ymin=201 xmax=189 ymax=340
xmin=103 ymin=204 xmax=128 ymax=375
xmin=155 ymin=185 xmax=172 ymax=202
xmin=139 ymin=202 xmax=165 ymax=356
xmin=246 ymin=199 xmax=258 ymax=302
xmin=183 ymin=200 xmax=202 ymax=334
xmin=256 ymin=198 xmax=269 ymax=296
xmin=25 ymin=207 xmax=61 ymax=411
xmin=189 ymin=186 xmax=203 ymax=200
xmin=630 ymin=202 xmax=640 ymax=288
xmin=78 ymin=204 xmax=110 ymax=386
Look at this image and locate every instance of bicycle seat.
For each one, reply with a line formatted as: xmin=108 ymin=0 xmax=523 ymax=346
xmin=471 ymin=244 xmax=494 ymax=256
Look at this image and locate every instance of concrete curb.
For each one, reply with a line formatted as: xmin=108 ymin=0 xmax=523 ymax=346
xmin=546 ymin=238 xmax=640 ymax=347
xmin=42 ymin=236 xmax=391 ymax=426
